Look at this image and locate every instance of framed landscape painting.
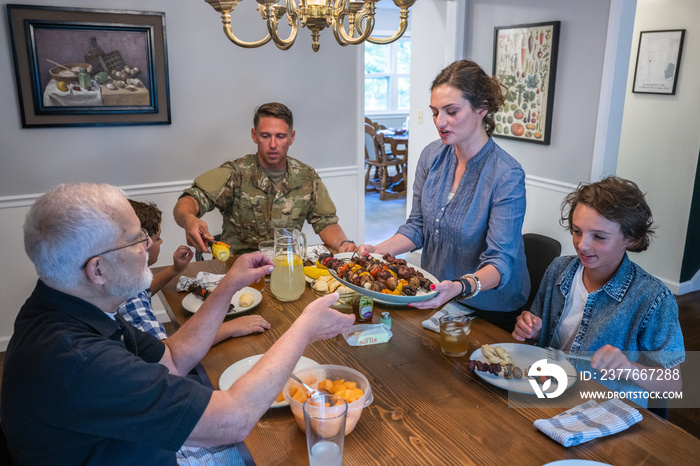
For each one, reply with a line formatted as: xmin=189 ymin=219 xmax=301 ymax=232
xmin=7 ymin=4 xmax=170 ymax=127
xmin=492 ymin=21 xmax=560 ymax=145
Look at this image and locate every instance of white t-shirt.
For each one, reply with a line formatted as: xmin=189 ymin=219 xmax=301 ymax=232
xmin=551 ymin=264 xmax=588 ymax=351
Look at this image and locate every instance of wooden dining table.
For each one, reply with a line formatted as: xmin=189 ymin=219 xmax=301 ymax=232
xmin=157 ymin=259 xmax=700 ymax=465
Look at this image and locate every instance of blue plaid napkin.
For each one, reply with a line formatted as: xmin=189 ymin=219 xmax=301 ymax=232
xmin=534 ymin=399 xmax=642 ymax=447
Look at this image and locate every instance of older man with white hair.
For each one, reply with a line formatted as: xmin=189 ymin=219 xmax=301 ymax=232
xmin=1 ymin=183 xmax=354 ymax=465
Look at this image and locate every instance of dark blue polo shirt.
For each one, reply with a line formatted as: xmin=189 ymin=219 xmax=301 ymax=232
xmin=1 ymin=281 xmax=213 ymax=465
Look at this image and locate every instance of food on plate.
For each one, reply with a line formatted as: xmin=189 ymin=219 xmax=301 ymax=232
xmin=312 ymin=275 xmax=351 ymax=294
xmin=211 ymin=241 xmax=231 ymax=262
xmin=238 ymin=293 xmax=254 ymax=307
xmin=481 ymin=344 xmax=514 ymax=366
xmin=467 ymin=359 xmax=524 ymax=380
xmin=322 ymin=253 xmax=433 ymax=296
xmin=187 ymin=283 xmax=211 ymax=300
xmin=278 ymin=376 xmax=365 ymax=406
xmin=524 ymin=366 xmax=549 ymax=385
xmin=304 ymin=265 xmax=330 ymax=279
xmin=467 ymin=344 xmax=523 ymax=379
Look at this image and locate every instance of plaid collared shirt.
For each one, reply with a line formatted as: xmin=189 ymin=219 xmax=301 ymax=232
xmin=117 ymin=289 xmax=168 ymax=340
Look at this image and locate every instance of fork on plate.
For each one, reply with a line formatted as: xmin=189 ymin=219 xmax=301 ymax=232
xmin=545 ymin=346 xmax=592 ymax=362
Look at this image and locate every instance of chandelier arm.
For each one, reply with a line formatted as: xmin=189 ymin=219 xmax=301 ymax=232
xmin=333 ymin=0 xmax=376 ymax=46
xmin=333 ymin=15 xmax=374 ymax=46
xmin=220 ymin=10 xmax=272 ymax=48
xmin=265 ymin=1 xmax=299 ymax=50
xmin=367 ymin=8 xmax=408 ymax=45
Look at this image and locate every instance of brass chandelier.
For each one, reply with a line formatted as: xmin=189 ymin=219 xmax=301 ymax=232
xmin=204 ymin=0 xmax=416 ymax=52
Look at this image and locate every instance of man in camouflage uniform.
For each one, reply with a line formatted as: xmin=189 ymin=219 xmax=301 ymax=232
xmin=174 ymin=102 xmax=355 ymax=254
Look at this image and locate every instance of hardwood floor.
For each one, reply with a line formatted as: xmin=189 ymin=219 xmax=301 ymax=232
xmin=1 ymin=292 xmax=699 ymax=437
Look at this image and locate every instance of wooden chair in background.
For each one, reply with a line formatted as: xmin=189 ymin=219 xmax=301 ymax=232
xmin=365 ymin=123 xmax=406 ymax=200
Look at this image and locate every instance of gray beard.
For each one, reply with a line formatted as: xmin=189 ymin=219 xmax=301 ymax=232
xmin=106 ymin=266 xmax=153 ymax=298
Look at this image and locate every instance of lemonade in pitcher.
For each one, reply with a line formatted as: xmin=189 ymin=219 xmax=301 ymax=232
xmin=271 ymin=253 xmax=305 ymax=301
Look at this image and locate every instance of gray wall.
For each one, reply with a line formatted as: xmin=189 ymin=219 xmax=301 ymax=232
xmin=0 ymin=0 xmax=362 ymax=347
xmin=465 ymin=0 xmax=611 ymax=184
xmin=1 ymin=0 xmax=359 ymax=195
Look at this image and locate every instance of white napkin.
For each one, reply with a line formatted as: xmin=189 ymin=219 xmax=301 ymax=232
xmin=421 ymin=301 xmax=475 ymax=333
xmin=176 ymin=272 xmax=225 ymax=292
xmin=306 ymin=244 xmax=330 ymax=263
xmin=534 ymin=399 xmax=642 ymax=447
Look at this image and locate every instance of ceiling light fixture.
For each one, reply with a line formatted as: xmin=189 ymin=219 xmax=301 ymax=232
xmin=204 ymin=0 xmax=416 ymax=52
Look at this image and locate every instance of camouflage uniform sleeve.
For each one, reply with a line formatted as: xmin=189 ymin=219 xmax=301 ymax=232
xmin=308 ymin=174 xmax=339 ymax=234
xmin=182 ymin=166 xmax=234 ymax=218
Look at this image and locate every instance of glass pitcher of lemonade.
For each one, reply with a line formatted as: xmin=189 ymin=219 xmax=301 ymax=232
xmin=271 ymin=228 xmax=306 ymax=302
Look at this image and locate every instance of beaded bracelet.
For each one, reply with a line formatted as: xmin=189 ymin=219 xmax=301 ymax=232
xmin=462 ymin=273 xmax=481 ymax=299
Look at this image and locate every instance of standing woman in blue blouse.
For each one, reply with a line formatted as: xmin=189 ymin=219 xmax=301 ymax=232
xmin=358 ymin=60 xmax=530 ymax=330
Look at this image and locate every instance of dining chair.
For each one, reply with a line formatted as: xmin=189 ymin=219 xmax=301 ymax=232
xmin=364 ymin=123 xmax=405 ymax=200
xmin=383 ymin=135 xmax=408 ymax=179
xmin=522 ymin=233 xmax=562 ymax=310
xmin=0 ymin=422 xmax=14 ymax=465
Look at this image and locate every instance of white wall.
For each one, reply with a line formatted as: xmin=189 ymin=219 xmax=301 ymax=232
xmin=616 ymin=0 xmax=700 ymax=291
xmin=408 ymin=0 xmax=612 ymax=253
xmin=0 ymin=0 xmax=362 ymax=349
xmin=408 ymin=0 xmax=698 ymax=293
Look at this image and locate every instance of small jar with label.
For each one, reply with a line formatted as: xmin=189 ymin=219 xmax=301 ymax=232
xmin=353 ymin=294 xmax=374 ymax=323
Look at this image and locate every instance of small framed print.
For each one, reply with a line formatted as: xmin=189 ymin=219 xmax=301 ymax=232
xmin=632 ymin=29 xmax=685 ymax=95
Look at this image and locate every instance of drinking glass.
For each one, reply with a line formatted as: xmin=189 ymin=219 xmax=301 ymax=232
xmin=303 ymin=394 xmax=347 ymax=466
xmin=439 ymin=315 xmax=471 ymax=357
xmin=258 ymin=240 xmax=275 ymax=285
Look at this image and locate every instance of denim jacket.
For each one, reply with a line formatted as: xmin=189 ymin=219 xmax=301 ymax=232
xmin=533 ymin=254 xmax=685 ymax=369
xmin=531 ymin=255 xmax=684 ymax=407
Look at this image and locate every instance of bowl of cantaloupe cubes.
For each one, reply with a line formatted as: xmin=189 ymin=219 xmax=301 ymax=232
xmin=283 ymin=364 xmax=373 ymax=434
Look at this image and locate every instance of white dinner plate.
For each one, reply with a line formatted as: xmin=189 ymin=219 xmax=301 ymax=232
xmin=218 ymin=355 xmax=320 ymax=408
xmin=181 ymin=287 xmax=262 ymax=316
xmin=470 ymin=343 xmax=577 ymax=395
xmin=328 ymin=253 xmax=439 ymax=304
xmin=543 ymin=461 xmax=612 ymax=466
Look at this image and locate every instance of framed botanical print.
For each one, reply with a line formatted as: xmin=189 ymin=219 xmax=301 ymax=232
xmin=492 ymin=21 xmax=560 ymax=145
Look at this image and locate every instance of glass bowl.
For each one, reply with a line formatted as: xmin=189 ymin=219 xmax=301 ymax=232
xmin=283 ymin=364 xmax=373 ymax=435
xmin=311 ymin=279 xmax=357 ymax=312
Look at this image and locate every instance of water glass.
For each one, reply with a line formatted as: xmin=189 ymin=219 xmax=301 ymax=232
xmin=258 ymin=240 xmax=275 ymax=261
xmin=303 ymin=394 xmax=347 ymax=466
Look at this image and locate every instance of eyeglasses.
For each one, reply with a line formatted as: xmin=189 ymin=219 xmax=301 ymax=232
xmin=82 ymin=227 xmax=150 ymax=269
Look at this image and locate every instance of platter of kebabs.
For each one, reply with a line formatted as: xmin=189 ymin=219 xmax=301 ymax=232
xmin=467 ymin=343 xmax=577 ymax=395
xmin=310 ymin=252 xmax=439 ymax=305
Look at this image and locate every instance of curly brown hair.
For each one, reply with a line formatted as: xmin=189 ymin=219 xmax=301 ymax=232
xmin=253 ymin=102 xmax=294 ymax=131
xmin=430 ymin=59 xmax=508 ymax=136
xmin=560 ymin=176 xmax=655 ymax=252
xmin=128 ymin=199 xmax=162 ymax=238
